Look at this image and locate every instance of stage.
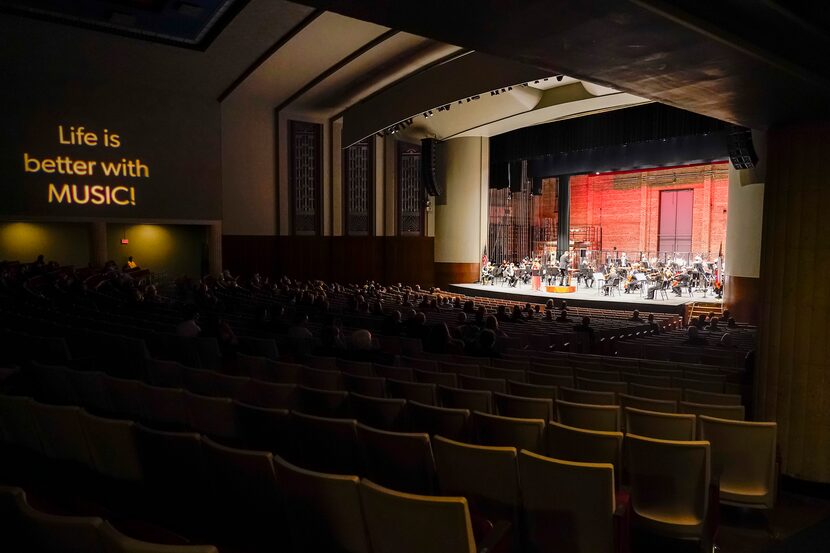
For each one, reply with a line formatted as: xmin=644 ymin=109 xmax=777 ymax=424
xmin=447 ymin=282 xmax=721 ymax=315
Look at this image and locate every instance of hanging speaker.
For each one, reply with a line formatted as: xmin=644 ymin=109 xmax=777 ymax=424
xmin=509 ymin=161 xmax=524 ymax=192
xmin=420 ymin=138 xmax=442 ymax=196
xmin=728 ymin=128 xmax=758 ymax=170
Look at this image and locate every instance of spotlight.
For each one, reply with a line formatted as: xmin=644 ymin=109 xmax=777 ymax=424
xmin=507 ymin=86 xmax=512 ymax=91
xmin=556 ymin=75 xmax=564 ymax=81
xmin=471 ymin=95 xmax=480 ymax=100
xmin=491 ymin=91 xmax=498 ymax=96
xmin=534 ymin=80 xmax=539 ymax=84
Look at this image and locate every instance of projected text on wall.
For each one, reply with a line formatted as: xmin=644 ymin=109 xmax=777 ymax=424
xmin=22 ymin=125 xmax=150 ymax=207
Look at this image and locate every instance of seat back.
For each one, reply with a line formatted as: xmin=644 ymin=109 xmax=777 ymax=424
xmin=698 ymin=416 xmax=777 ymax=508
xmin=474 ymin=411 xmax=545 ymax=453
xmin=519 ymin=450 xmax=615 ymax=553
xmin=438 ymin=385 xmax=492 ymax=413
xmin=413 ymin=369 xmax=458 ymax=388
xmin=0 ymin=395 xmax=43 ymax=452
xmin=32 ymin=402 xmax=92 ymax=466
xmin=343 ymin=373 xmax=387 ymax=398
xmin=234 ymin=402 xmax=292 ymax=456
xmin=139 ymin=384 xmax=187 ymax=429
xmin=458 ymin=374 xmax=507 ymax=394
xmin=625 ymin=434 xmax=710 ymax=538
xmin=407 ymin=401 xmax=471 ymax=442
xmin=546 ymin=421 xmax=622 ymax=487
xmin=629 ymin=383 xmax=683 ymax=402
xmin=559 ymin=387 xmax=617 ymax=406
xmin=273 ymin=455 xmax=370 ymax=553
xmin=350 ymin=393 xmax=407 ymax=431
xmin=292 ymin=411 xmax=362 ymax=474
xmin=432 ymin=436 xmax=520 ymax=527
xmin=684 ymin=389 xmax=742 ymax=406
xmin=356 ymin=423 xmax=435 ymax=494
xmin=507 ymin=380 xmax=558 ymax=403
xmin=556 ymin=400 xmax=620 ymax=432
xmin=679 ymin=401 xmax=745 ymax=421
xmin=66 ymin=370 xmax=113 ymax=414
xmin=625 ymin=407 xmax=696 ymax=441
xmin=16 ymin=490 xmax=104 ymax=553
xmin=236 ymin=380 xmax=298 ymax=410
xmin=184 ymin=391 xmax=237 ymax=440
xmin=494 ymin=392 xmax=553 ymax=421
xmin=575 ymin=377 xmax=628 ymax=395
xmin=81 ymin=412 xmax=142 ymax=481
xmin=386 ymin=379 xmax=437 ymax=405
xmin=298 ymin=386 xmax=350 ymax=417
xmin=359 ymin=479 xmax=476 ymax=553
xmin=373 ymin=364 xmax=414 ymax=382
xmin=301 ymin=366 xmax=344 ymax=391
xmin=97 ymin=520 xmax=219 ymax=552
xmin=618 ymin=393 xmax=678 ymax=414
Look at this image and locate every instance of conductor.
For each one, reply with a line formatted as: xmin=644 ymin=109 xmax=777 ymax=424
xmin=558 ymin=250 xmax=571 ymax=286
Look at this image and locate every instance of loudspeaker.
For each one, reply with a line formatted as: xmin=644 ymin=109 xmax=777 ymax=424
xmin=728 ymin=128 xmax=758 ymax=170
xmin=420 ymin=138 xmax=442 ymax=196
xmin=509 ymin=161 xmax=524 ymax=192
xmin=531 ymin=176 xmax=543 ymax=196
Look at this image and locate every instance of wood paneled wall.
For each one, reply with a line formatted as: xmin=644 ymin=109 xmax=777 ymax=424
xmin=222 ymin=235 xmax=435 ymax=286
xmin=758 ymin=122 xmax=830 ymax=483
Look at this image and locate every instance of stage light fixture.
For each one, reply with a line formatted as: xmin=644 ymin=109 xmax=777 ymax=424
xmin=556 ymin=75 xmax=564 ymax=81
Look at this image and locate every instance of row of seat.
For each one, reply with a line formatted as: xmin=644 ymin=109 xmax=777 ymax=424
xmin=0 ymin=393 xmax=738 ymax=553
xmin=0 ymin=486 xmax=217 ymax=553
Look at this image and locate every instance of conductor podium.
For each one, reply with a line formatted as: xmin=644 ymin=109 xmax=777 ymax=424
xmin=546 ymin=285 xmax=576 ymax=293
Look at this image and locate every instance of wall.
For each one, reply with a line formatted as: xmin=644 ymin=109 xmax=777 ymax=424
xmin=0 ymin=222 xmax=90 ymax=268
xmin=107 ymin=224 xmax=207 ymax=279
xmin=569 ymin=163 xmax=729 ymax=258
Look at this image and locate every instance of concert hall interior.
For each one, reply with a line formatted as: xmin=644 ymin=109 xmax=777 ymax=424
xmin=2 ymin=1 xmax=830 ymax=552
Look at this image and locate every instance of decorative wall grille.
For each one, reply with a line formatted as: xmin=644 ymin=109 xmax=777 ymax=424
xmin=290 ymin=120 xmax=321 ymax=235
xmin=344 ymin=140 xmax=373 ymax=236
xmin=397 ymin=142 xmax=424 ymax=236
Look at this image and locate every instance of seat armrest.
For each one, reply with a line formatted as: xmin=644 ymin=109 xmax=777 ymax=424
xmin=477 ymin=519 xmax=511 ymax=553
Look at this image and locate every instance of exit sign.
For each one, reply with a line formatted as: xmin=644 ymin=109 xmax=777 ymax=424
xmin=121 ymin=239 xmax=129 ymax=245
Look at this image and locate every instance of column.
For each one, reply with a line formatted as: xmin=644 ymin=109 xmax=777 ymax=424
xmin=434 ymin=137 xmax=489 ymax=287
xmin=208 ymin=222 xmax=223 ymax=277
xmin=89 ymin=221 xmax=107 ymax=268
xmin=724 ymin=166 xmax=764 ymax=324
xmin=757 ymin=122 xmax=830 ymax=483
xmin=557 ymin=175 xmax=570 ymax=257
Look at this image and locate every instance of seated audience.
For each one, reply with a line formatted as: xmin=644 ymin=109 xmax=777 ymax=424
xmin=176 ymin=305 xmax=201 ymax=338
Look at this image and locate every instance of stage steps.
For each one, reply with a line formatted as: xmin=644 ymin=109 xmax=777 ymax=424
xmin=687 ymin=301 xmax=723 ymax=325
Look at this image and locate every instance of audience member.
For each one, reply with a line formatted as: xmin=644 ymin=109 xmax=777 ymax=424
xmin=175 ymin=305 xmax=201 ymax=338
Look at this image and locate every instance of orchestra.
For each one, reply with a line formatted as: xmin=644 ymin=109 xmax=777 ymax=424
xmin=477 ymin=251 xmax=724 ymax=299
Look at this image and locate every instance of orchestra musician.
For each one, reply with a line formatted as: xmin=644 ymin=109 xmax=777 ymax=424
xmin=619 ymin=252 xmax=628 ymax=267
xmin=531 ymin=258 xmax=542 ymax=291
xmin=505 ymin=263 xmax=518 ymax=287
xmin=558 ymin=249 xmax=571 ymax=286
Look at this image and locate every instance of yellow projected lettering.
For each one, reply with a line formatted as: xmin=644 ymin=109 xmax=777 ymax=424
xmin=24 ymin=124 xmax=148 ymax=207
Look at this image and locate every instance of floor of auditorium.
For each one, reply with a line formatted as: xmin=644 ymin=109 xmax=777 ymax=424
xmin=449 ymin=282 xmax=720 ymax=315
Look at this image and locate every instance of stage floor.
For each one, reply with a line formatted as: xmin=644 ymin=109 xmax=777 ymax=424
xmin=447 ymin=282 xmax=722 ymax=315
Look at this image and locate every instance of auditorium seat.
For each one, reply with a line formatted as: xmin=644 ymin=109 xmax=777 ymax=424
xmin=490 ymin=358 xmax=529 ymax=371
xmin=235 ymin=353 xmax=268 ymax=378
xmin=440 ymin=361 xmax=481 ymax=377
xmin=679 ymin=401 xmax=745 ymax=421
xmin=233 ymin=402 xmax=292 ymax=455
xmin=507 ymin=380 xmax=559 ymax=404
xmin=414 ymin=368 xmax=459 ymax=387
xmin=350 ymin=393 xmax=407 ymax=431
xmin=628 ymin=383 xmax=683 ymax=402
xmin=98 ymin=520 xmax=220 ymax=553
xmin=439 ymin=385 xmax=493 ymax=414
xmin=407 ymin=401 xmax=471 ymax=442
xmin=373 ymin=364 xmax=414 ymax=382
xmin=359 ymin=479 xmax=477 ymax=553
xmin=273 ymin=455 xmax=370 ymax=553
xmin=575 ymin=377 xmax=628 ymax=395
xmin=356 ymin=424 xmax=436 ymax=494
xmin=0 ymin=395 xmax=43 ymax=453
xmin=624 ymin=407 xmax=696 ymax=441
xmin=183 ymin=391 xmax=237 ymax=441
xmin=292 ymin=411 xmax=362 ymax=475
xmin=546 ymin=421 xmax=623 ymax=488
xmin=432 ymin=436 xmax=521 ymax=546
xmin=236 ymin=380 xmax=298 ymax=410
xmin=529 ymin=363 xmax=573 ymax=378
xmin=672 ymin=377 xmax=724 ymax=394
xmin=301 ymin=366 xmax=345 ymax=391
xmin=139 ymin=384 xmax=187 ymax=430
xmin=252 ymin=360 xmax=302 ymax=384
xmin=481 ymin=366 xmax=526 ymax=382
xmin=494 ymin=391 xmax=553 ymax=420
xmin=343 ymin=373 xmax=387 ymax=398
xmin=32 ymin=401 xmax=92 ymax=467
xmin=306 ymin=355 xmax=338 ymax=371
xmin=401 ymin=356 xmax=438 ymax=372
xmin=559 ymin=387 xmax=617 ymax=406
xmin=622 ymin=373 xmax=673 ymax=388
xmin=80 ymin=411 xmax=142 ymax=482
xmin=459 ymin=374 xmax=507 ymax=394
xmin=574 ymin=367 xmax=621 ymax=382
xmin=518 ymin=450 xmax=617 ymax=553
xmin=618 ymin=393 xmax=678 ymax=414
xmin=237 ymin=336 xmax=280 ymax=361
xmin=183 ymin=368 xmax=248 ymax=399
xmin=298 ymin=386 xmax=350 ymax=417
xmin=556 ymin=400 xmax=620 ymax=432
xmin=29 ymin=362 xmax=78 ymax=405
xmin=66 ymin=370 xmax=113 ymax=415
xmin=200 ymin=437 xmax=283 ymax=548
xmin=386 ymin=378 xmax=438 ymax=405
xmin=527 ymin=371 xmax=574 ymax=388
xmin=698 ymin=416 xmax=778 ymax=509
xmin=625 ymin=434 xmax=713 ymax=545
xmin=684 ymin=389 xmax=742 ymax=406
xmin=473 ymin=411 xmax=545 ymax=453
xmin=135 ymin=425 xmax=205 ymax=531
xmin=104 ymin=376 xmax=144 ymax=420
xmin=336 ymin=359 xmax=374 ymax=378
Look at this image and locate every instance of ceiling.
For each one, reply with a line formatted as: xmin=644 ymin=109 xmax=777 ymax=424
xmin=290 ymin=0 xmax=830 ymax=130
xmin=0 ymin=0 xmax=246 ymax=48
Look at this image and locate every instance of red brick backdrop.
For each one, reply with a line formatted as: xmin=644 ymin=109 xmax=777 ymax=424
xmin=569 ymin=162 xmax=729 ymax=257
